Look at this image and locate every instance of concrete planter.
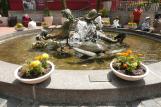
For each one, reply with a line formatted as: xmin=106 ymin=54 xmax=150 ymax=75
xmin=110 ymin=60 xmax=149 ymax=81
xmin=102 ymin=17 xmax=111 ymax=26
xmin=0 ymin=17 xmax=8 ymax=27
xmin=44 ymin=16 xmax=53 ymax=26
xmin=14 ymin=61 xmax=55 ymax=84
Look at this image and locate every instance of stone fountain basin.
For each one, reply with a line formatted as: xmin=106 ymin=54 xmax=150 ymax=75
xmin=0 ymin=60 xmax=161 ymax=105
xmin=0 ymin=28 xmax=161 ymax=105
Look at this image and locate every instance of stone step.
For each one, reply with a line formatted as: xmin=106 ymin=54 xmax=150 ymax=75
xmin=0 ymin=97 xmax=129 ymax=107
xmin=0 ymin=98 xmax=7 ymax=107
xmin=2 ymin=97 xmax=161 ymax=107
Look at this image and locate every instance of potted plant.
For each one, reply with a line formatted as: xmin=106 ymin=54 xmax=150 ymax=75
xmin=43 ymin=8 xmax=53 ymax=26
xmin=110 ymin=50 xmax=149 ymax=81
xmin=128 ymin=22 xmax=137 ymax=29
xmin=15 ymin=23 xmax=25 ymax=31
xmin=14 ymin=53 xmax=55 ymax=84
xmin=99 ymin=8 xmax=110 ymax=26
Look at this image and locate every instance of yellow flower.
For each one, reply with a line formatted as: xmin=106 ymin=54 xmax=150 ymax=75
xmin=30 ymin=60 xmax=41 ymax=68
xmin=132 ymin=62 xmax=138 ymax=67
xmin=35 ymin=55 xmax=43 ymax=61
xmin=129 ymin=56 xmax=135 ymax=61
xmin=42 ymin=53 xmax=49 ymax=60
xmin=138 ymin=54 xmax=144 ymax=57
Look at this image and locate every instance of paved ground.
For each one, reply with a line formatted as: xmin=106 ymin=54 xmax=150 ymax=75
xmin=0 ymin=27 xmax=15 ymax=36
xmin=1 ymin=96 xmax=161 ymax=107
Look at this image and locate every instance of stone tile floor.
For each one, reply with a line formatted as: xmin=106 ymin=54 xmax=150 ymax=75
xmin=1 ymin=96 xmax=161 ymax=107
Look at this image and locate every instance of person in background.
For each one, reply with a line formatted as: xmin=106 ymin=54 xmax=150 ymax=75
xmin=28 ymin=18 xmax=37 ymax=29
xmin=133 ymin=6 xmax=143 ymax=26
xmin=112 ymin=16 xmax=121 ymax=28
xmin=22 ymin=14 xmax=31 ymax=27
xmin=0 ymin=14 xmax=2 ymax=24
xmin=141 ymin=17 xmax=151 ymax=32
xmin=153 ymin=14 xmax=161 ymax=33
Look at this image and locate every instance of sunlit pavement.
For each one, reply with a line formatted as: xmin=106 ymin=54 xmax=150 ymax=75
xmin=0 ymin=27 xmax=16 ymax=36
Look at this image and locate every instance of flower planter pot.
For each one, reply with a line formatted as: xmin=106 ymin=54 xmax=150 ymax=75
xmin=110 ymin=60 xmax=149 ymax=81
xmin=14 ymin=61 xmax=55 ymax=84
xmin=44 ymin=16 xmax=53 ymax=26
xmin=128 ymin=25 xmax=137 ymax=29
xmin=0 ymin=17 xmax=8 ymax=27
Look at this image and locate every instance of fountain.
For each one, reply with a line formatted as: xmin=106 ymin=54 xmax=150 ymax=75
xmin=0 ymin=9 xmax=161 ymax=70
xmin=1 ymin=8 xmax=161 ymax=106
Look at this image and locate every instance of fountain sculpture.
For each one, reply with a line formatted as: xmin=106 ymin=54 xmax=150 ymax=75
xmin=32 ymin=9 xmax=127 ymax=62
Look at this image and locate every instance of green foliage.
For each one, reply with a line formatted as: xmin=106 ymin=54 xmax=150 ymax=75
xmin=151 ymin=0 xmax=160 ymax=3
xmin=115 ymin=50 xmax=143 ymax=72
xmin=26 ymin=63 xmax=44 ymax=77
xmin=1 ymin=0 xmax=8 ymax=17
xmin=44 ymin=8 xmax=51 ymax=16
xmin=20 ymin=53 xmax=50 ymax=78
xmin=99 ymin=8 xmax=109 ymax=17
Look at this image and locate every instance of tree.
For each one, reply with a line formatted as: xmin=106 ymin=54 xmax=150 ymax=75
xmin=96 ymin=0 xmax=101 ymax=12
xmin=61 ymin=0 xmax=67 ymax=9
xmin=1 ymin=0 xmax=8 ymax=17
xmin=151 ymin=0 xmax=160 ymax=3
